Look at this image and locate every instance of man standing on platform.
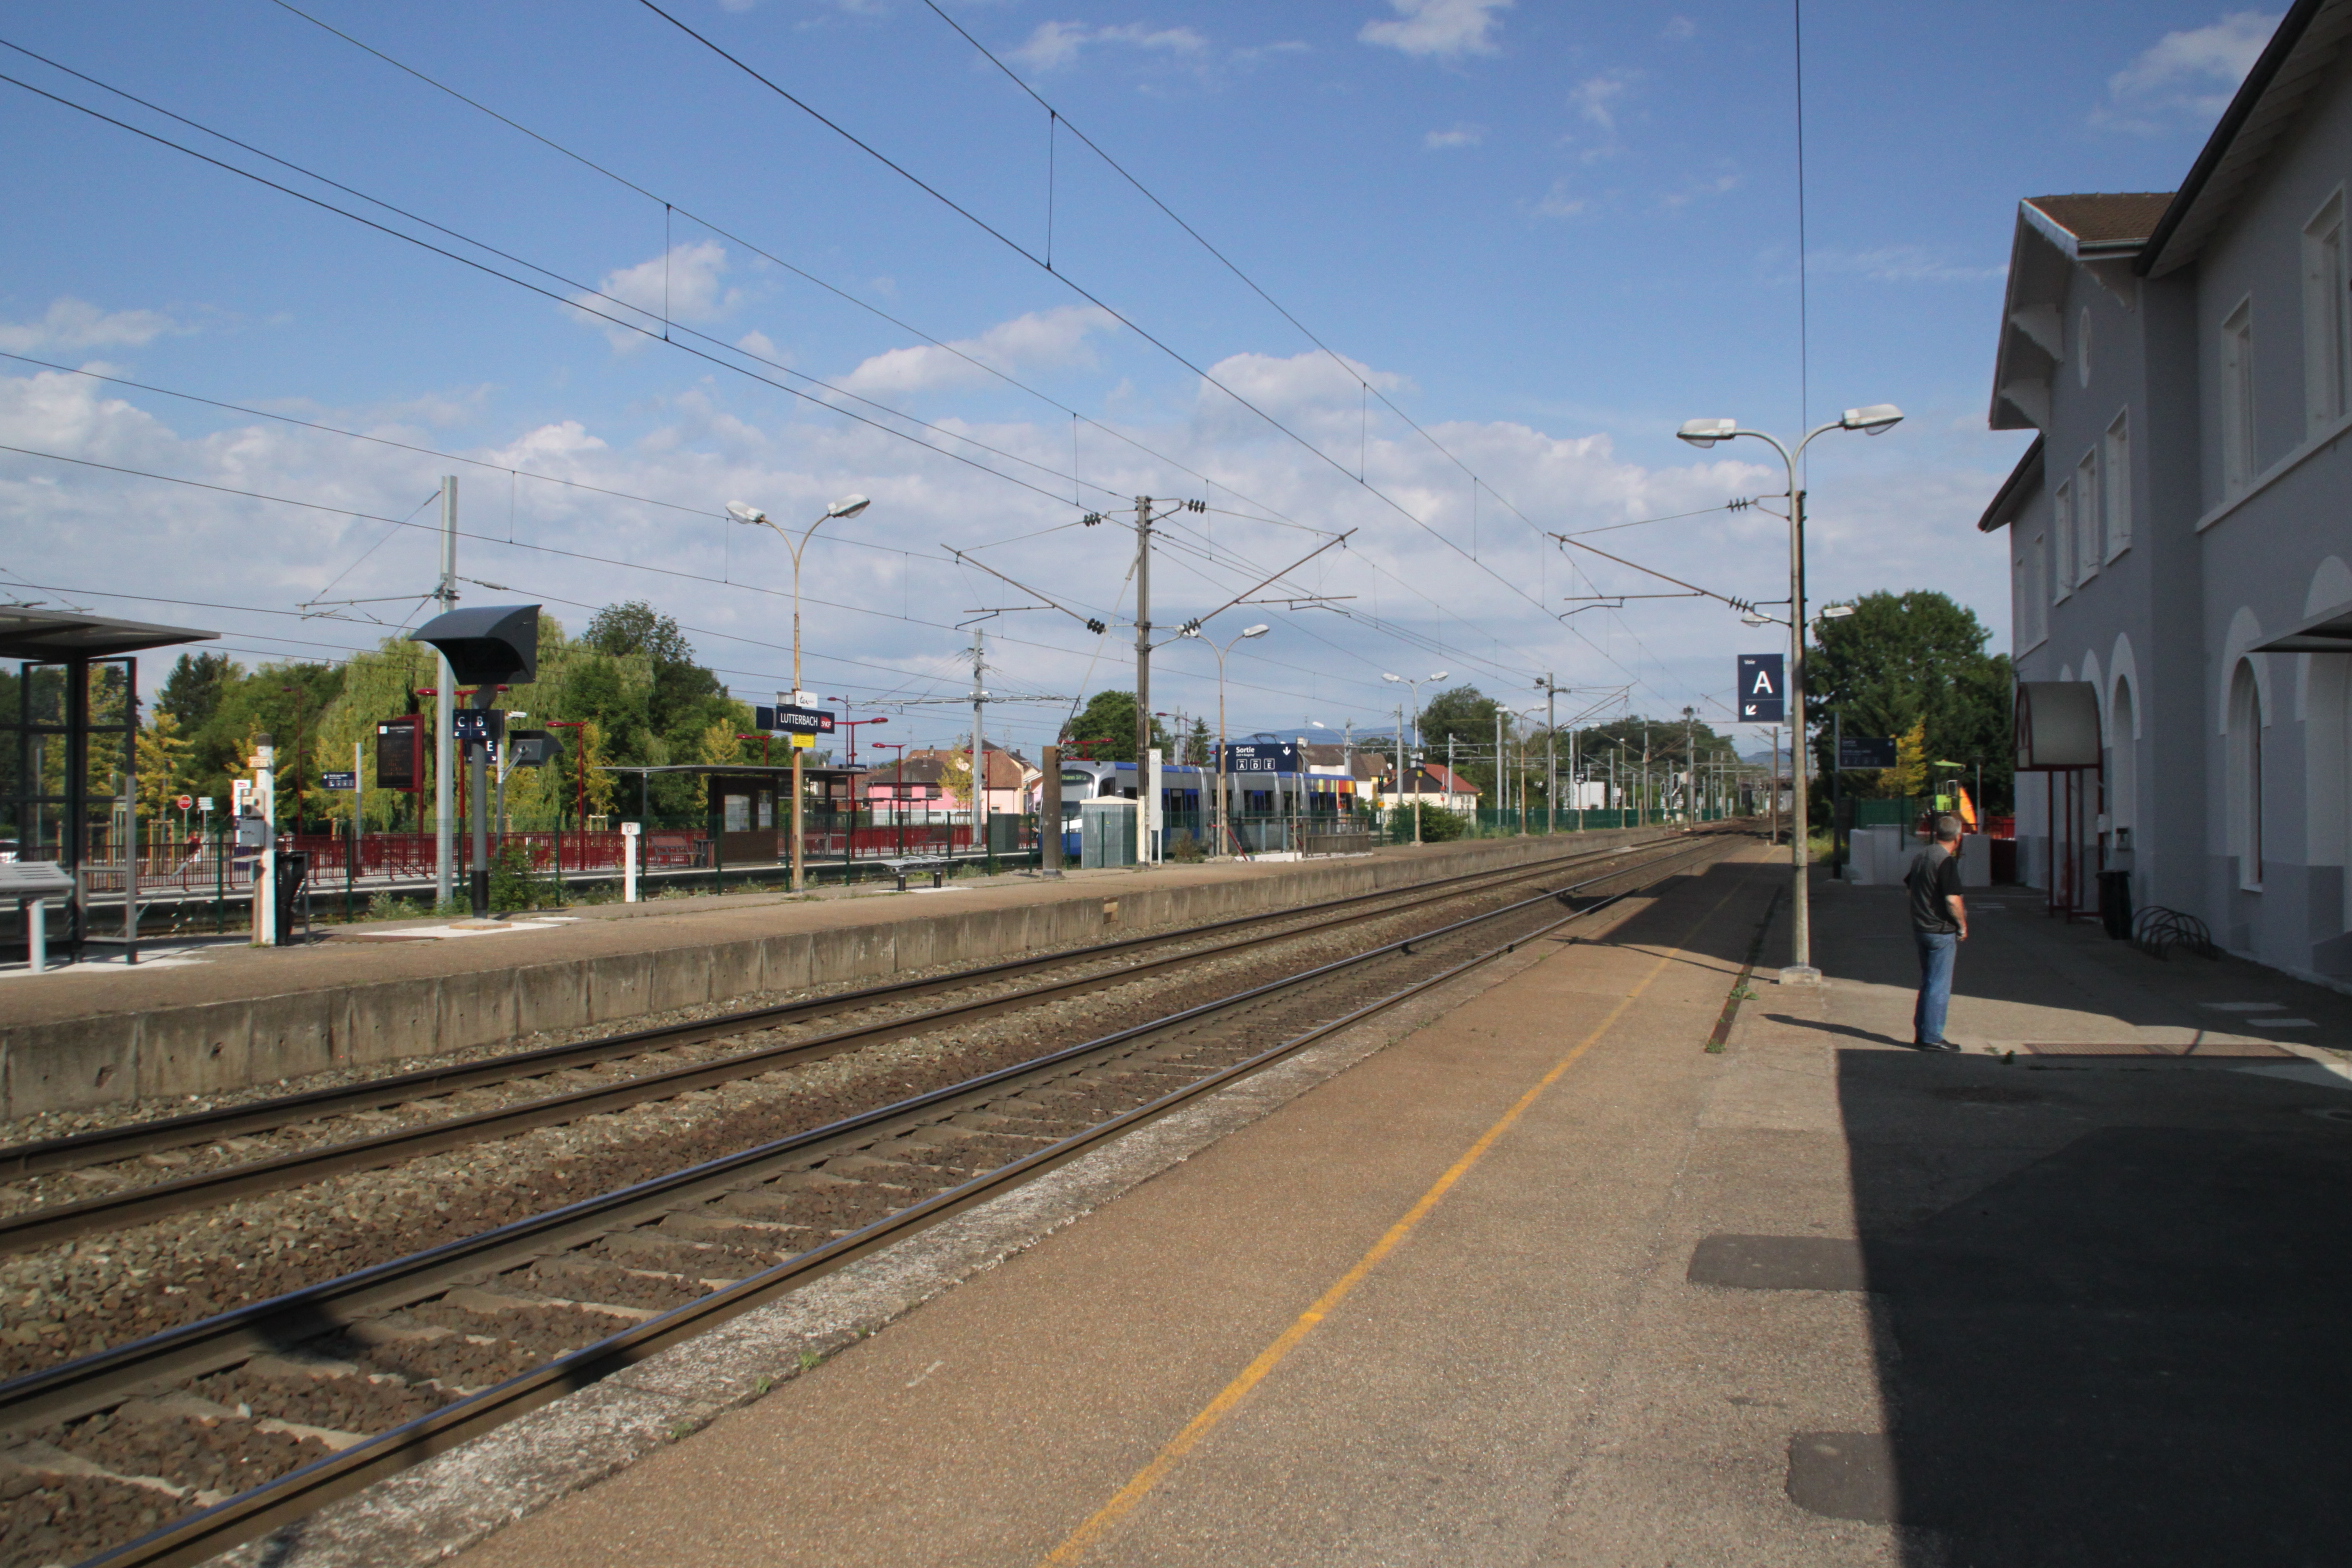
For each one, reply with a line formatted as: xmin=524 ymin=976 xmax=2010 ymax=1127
xmin=1906 ymin=814 xmax=1968 ymax=1051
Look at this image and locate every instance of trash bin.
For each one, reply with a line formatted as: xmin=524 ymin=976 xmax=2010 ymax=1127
xmin=2096 ymin=868 xmax=2133 ymax=940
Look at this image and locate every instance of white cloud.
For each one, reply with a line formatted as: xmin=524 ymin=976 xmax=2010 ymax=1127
xmin=0 ymin=297 xmax=182 ymax=355
xmin=736 ymin=329 xmax=783 ymax=364
xmin=1569 ymin=71 xmax=1635 ymax=139
xmin=1359 ymin=0 xmax=1511 ymax=61
xmin=1531 ymin=177 xmax=1586 ymax=219
xmin=1809 ymin=245 xmax=2004 ymax=284
xmin=568 ymin=242 xmax=741 ymax=352
xmin=2095 ymin=11 xmax=2277 ymax=132
xmin=1424 ymin=124 xmax=1485 ymax=149
xmin=0 ymin=336 xmax=2016 ymax=749
xmin=1009 ymin=20 xmax=1208 ymax=72
xmin=1661 ymin=15 xmax=1697 ymax=41
xmin=1658 ymin=171 xmax=1739 ymax=210
xmin=840 ymin=305 xmax=1118 ymax=398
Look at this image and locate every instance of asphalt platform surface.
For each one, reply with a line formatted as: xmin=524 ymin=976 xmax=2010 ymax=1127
xmin=437 ymin=850 xmax=2352 ymax=1567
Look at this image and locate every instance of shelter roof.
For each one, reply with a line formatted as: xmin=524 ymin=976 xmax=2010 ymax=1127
xmin=1976 ymin=436 xmax=2046 ymax=533
xmin=0 ymin=609 xmax=218 ymax=661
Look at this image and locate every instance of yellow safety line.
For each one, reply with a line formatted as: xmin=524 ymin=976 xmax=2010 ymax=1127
xmin=1038 ymin=863 xmax=1757 ymax=1566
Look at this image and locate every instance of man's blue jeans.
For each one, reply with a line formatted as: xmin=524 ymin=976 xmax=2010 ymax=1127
xmin=1913 ymin=930 xmax=1958 ymax=1044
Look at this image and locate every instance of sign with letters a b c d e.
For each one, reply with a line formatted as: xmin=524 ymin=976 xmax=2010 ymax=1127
xmin=1737 ymin=654 xmax=1786 ymax=723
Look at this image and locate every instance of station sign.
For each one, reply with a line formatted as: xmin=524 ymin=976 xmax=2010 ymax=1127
xmin=451 ymin=710 xmax=504 ymax=744
xmin=1837 ymin=736 xmax=1898 ymax=770
xmin=321 ymin=771 xmax=358 ymax=791
xmin=1224 ymin=741 xmax=1297 ymax=774
xmin=1737 ymin=654 xmax=1786 ymax=724
xmin=756 ymin=704 xmax=836 ymax=738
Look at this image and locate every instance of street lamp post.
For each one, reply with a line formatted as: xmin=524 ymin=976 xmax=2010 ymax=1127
xmin=1678 ymin=403 xmax=1902 ymax=981
xmin=1381 ymin=670 xmax=1446 ymax=845
xmin=1181 ymin=623 xmax=1269 ymax=857
xmin=730 ymin=494 xmax=871 ymax=892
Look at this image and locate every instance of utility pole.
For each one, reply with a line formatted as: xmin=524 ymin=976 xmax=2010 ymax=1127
xmin=1535 ymin=674 xmax=1561 ymax=834
xmin=970 ymin=621 xmax=990 ymax=871
xmin=1683 ymin=706 xmax=1698 ymax=832
xmin=434 ymin=476 xmax=457 ymax=907
xmin=1133 ymin=495 xmax=1155 ymax=771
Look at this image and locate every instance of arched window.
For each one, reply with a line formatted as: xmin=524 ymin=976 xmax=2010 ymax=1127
xmin=2228 ymin=660 xmax=2265 ymax=890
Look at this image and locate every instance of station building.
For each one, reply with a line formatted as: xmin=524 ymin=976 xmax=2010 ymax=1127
xmin=1978 ymin=0 xmax=2352 ymax=981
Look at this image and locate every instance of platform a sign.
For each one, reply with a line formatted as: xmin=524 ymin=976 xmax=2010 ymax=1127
xmin=1737 ymin=654 xmax=1786 ymax=723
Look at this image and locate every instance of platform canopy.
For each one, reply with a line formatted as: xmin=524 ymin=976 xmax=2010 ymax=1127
xmin=2253 ymin=599 xmax=2352 ymax=654
xmin=0 ymin=608 xmax=218 ymax=660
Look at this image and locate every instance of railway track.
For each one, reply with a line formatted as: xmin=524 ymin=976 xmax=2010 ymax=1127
xmin=0 ymin=833 xmax=1746 ymax=1568
xmin=0 ymin=833 xmax=1700 ymax=1257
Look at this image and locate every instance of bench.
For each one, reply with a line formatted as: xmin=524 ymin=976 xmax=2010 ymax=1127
xmin=877 ymin=857 xmax=951 ymax=892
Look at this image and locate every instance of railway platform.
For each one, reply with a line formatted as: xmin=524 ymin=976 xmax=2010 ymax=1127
xmin=430 ymin=851 xmax=2352 ymax=1568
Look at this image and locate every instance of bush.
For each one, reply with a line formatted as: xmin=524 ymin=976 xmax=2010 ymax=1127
xmin=489 ymin=842 xmax=554 ymax=913
xmin=1385 ymin=805 xmax=1470 ymax=843
xmin=1165 ymin=830 xmax=1206 ymax=863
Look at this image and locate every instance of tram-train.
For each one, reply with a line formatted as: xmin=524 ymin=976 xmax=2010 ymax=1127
xmin=1048 ymin=758 xmax=1354 ymax=858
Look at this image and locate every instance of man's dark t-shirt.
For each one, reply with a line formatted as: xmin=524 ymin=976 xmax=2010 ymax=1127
xmin=1906 ymin=844 xmax=1964 ymax=933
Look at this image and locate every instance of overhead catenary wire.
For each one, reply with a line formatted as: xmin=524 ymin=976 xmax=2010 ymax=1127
xmin=631 ymin=1 xmax=1574 ymax=635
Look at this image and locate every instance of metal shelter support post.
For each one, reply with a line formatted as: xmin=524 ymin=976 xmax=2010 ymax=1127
xmin=1041 ymin=744 xmax=1063 ymax=878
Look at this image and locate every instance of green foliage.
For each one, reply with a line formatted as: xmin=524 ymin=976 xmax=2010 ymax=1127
xmin=157 ymin=652 xmax=237 ymax=732
xmin=1165 ymin=829 xmax=1206 ymax=862
xmin=1807 ymin=590 xmax=2013 ymax=809
xmin=1062 ymin=691 xmax=1167 ymax=762
xmin=1183 ymin=717 xmax=1212 ymax=766
xmin=488 ymin=841 xmax=553 ymax=913
xmin=1389 ymin=804 xmax=1470 ymax=842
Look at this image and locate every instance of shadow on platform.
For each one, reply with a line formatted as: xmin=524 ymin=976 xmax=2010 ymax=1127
xmin=1833 ymin=1045 xmax=2352 ymax=1564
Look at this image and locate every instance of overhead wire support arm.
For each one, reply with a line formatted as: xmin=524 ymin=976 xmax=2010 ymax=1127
xmin=944 ymin=548 xmax=1113 ymax=634
xmin=1550 ymin=533 xmax=1768 ymax=618
xmin=1157 ymin=529 xmax=1355 ymax=649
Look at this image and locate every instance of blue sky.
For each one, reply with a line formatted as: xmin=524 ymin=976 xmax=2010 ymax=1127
xmin=0 ymin=0 xmax=2278 ymax=755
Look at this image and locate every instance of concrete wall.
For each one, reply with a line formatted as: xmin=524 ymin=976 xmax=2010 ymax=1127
xmin=0 ymin=830 xmax=1665 ymax=1121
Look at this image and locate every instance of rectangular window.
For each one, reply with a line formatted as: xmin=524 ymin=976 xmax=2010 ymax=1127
xmin=2304 ymin=191 xmax=2347 ymax=434
xmin=2053 ymin=479 xmax=2075 ymax=596
xmin=2103 ymin=410 xmax=2132 ymax=557
xmin=2222 ymin=298 xmax=2256 ymax=494
xmin=2015 ymin=528 xmax=2049 ymax=650
xmin=2075 ymin=449 xmax=2102 ymax=581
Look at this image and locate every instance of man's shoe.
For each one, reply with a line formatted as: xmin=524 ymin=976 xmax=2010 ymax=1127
xmin=1916 ymin=1038 xmax=1961 ymax=1052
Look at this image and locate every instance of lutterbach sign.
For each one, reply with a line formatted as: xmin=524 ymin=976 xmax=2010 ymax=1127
xmin=1737 ymin=653 xmax=1786 ymax=724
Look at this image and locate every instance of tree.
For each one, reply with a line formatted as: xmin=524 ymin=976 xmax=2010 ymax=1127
xmin=583 ymin=601 xmax=722 ymax=737
xmin=1806 ymin=590 xmax=2014 ymax=809
xmin=1062 ymin=691 xmax=1167 ymax=762
xmin=136 ymin=710 xmax=194 ymax=818
xmin=157 ymin=652 xmax=236 ymax=732
xmin=1415 ymin=685 xmax=1499 ymax=772
xmin=1184 ymin=717 xmax=1211 ymax=765
xmin=1885 ymin=718 xmax=1930 ymax=798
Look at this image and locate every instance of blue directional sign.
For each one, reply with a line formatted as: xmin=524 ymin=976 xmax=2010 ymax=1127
xmin=1737 ymin=654 xmax=1786 ymax=723
xmin=1224 ymin=741 xmax=1297 ymax=773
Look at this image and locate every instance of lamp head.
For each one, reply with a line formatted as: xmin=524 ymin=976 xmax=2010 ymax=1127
xmin=825 ymin=494 xmax=872 ymax=519
xmin=726 ymin=500 xmax=767 ymax=525
xmin=1383 ymin=672 xmax=1402 ymax=683
xmin=1241 ymin=623 xmax=1270 ymax=639
xmin=1839 ymin=403 xmax=1904 ymax=434
xmin=1740 ymin=610 xmax=1773 ymax=627
xmin=1678 ymin=417 xmax=1738 ymax=448
xmin=1820 ymin=603 xmax=1856 ymax=619
xmin=1430 ymin=671 xmax=1448 ymax=682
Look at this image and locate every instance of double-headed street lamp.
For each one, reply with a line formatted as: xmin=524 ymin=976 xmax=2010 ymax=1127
xmin=1382 ymin=670 xmax=1446 ymax=845
xmin=730 ymin=493 xmax=871 ymax=892
xmin=1182 ymin=621 xmax=1268 ymax=855
xmin=1678 ymin=404 xmax=1901 ymax=980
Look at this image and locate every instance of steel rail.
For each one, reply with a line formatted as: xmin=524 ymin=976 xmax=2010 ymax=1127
xmin=69 ymin=836 xmax=1746 ymax=1568
xmin=2 ymin=834 xmax=1689 ymax=1183
xmin=7 ymin=837 xmax=1728 ymax=1443
xmin=0 ymin=838 xmax=1713 ymax=1254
